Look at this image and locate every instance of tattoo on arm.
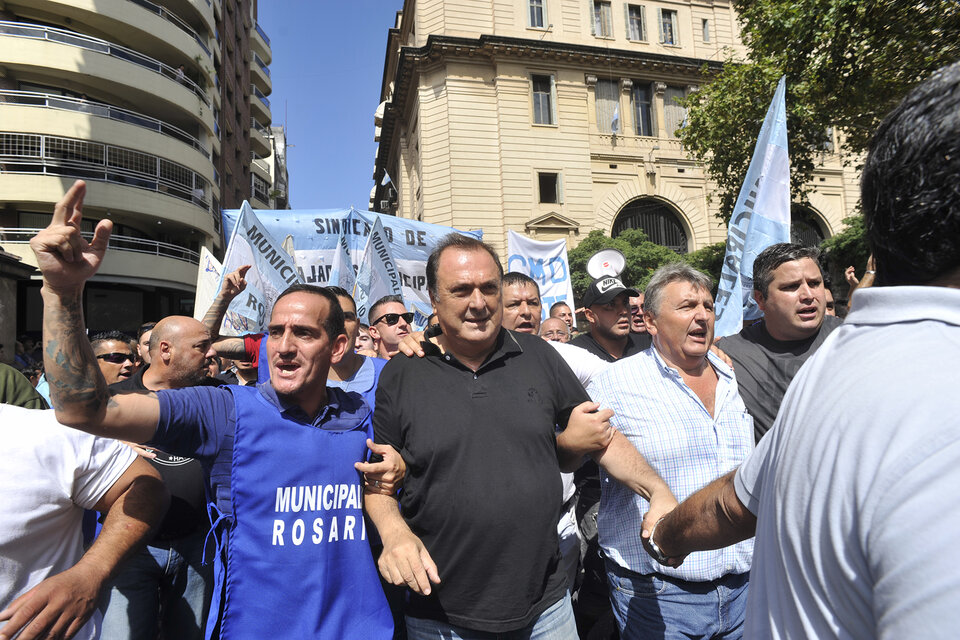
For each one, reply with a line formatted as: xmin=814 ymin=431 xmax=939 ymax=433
xmin=42 ymin=290 xmax=108 ymax=418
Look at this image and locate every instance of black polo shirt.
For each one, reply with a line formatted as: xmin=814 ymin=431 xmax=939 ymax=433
xmin=569 ymin=330 xmax=651 ymax=363
xmin=374 ymin=328 xmax=589 ymax=632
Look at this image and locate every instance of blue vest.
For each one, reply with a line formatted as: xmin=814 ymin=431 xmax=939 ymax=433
xmin=257 ymin=334 xmax=269 ymax=384
xmin=210 ymin=385 xmax=393 ymax=639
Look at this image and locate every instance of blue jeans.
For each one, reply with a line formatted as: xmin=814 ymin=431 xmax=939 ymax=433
xmin=405 ymin=592 xmax=578 ymax=640
xmin=605 ymin=559 xmax=748 ymax=640
xmin=99 ymin=530 xmax=213 ymax=640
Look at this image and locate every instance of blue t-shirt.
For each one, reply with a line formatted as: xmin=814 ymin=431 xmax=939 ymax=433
xmin=151 ymin=383 xmax=372 ymax=517
xmin=326 ymin=356 xmax=387 ymax=412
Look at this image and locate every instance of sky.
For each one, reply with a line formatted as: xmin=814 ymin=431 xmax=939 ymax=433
xmin=257 ymin=1 xmax=404 ymax=211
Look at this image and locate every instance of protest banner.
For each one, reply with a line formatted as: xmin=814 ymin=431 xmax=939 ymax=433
xmin=218 ymin=202 xmax=303 ymax=335
xmin=714 ymin=76 xmax=792 ymax=338
xmin=506 ymin=230 xmax=576 ymax=322
xmin=193 ymin=247 xmax=223 ymax=322
xmin=353 ymin=217 xmax=404 ymax=322
xmin=220 ymin=208 xmax=481 ymax=315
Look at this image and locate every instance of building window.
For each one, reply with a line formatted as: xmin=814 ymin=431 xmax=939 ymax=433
xmin=613 ymin=197 xmax=687 ymax=253
xmin=529 ymin=0 xmax=546 ymax=28
xmin=627 ymin=4 xmax=646 ymax=41
xmin=595 ymin=79 xmax=619 ymax=133
xmin=538 ymin=172 xmax=562 ymax=204
xmin=632 ymin=83 xmax=654 ymax=136
xmin=663 ymin=86 xmax=687 ymax=137
xmin=658 ymin=8 xmax=679 ymax=45
xmin=532 ymin=74 xmax=556 ymax=125
xmin=702 ymin=18 xmax=710 ymax=42
xmin=592 ymin=1 xmax=613 ymax=38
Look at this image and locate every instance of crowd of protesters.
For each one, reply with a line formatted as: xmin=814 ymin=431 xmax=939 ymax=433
xmin=2 ymin=63 xmax=960 ymax=640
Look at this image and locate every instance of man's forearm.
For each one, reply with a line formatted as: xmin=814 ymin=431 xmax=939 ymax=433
xmin=592 ymin=430 xmax=672 ymax=501
xmin=364 ymin=491 xmax=410 ymax=542
xmin=654 ymin=470 xmax=756 ymax=557
xmin=41 ymin=286 xmax=108 ymax=424
xmin=201 ymin=291 xmax=232 ymax=341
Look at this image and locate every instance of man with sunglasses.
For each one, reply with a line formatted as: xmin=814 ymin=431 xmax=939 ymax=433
xmin=91 ymin=331 xmax=139 ymax=384
xmin=367 ymin=295 xmax=413 ymax=359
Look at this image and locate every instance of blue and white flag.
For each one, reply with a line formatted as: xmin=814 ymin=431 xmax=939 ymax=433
xmin=329 ymin=231 xmax=356 ymax=294
xmin=611 ymin=103 xmax=620 ymax=134
xmin=714 ymin=76 xmax=791 ymax=338
xmin=219 ymin=202 xmax=303 ymax=335
xmin=354 ymin=217 xmax=404 ymax=323
xmin=506 ymin=230 xmax=576 ymax=323
xmin=193 ymin=247 xmax=222 ymax=322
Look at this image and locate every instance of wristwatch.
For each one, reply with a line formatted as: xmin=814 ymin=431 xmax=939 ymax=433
xmin=646 ymin=516 xmax=672 ymax=565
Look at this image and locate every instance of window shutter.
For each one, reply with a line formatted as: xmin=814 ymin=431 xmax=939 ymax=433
xmin=640 ymin=5 xmax=646 ymax=40
xmin=624 ymin=3 xmax=630 ymax=39
xmin=590 ymin=2 xmax=596 ymax=35
xmin=557 ymin=172 xmax=564 ymax=204
xmin=657 ymin=8 xmax=664 ymax=43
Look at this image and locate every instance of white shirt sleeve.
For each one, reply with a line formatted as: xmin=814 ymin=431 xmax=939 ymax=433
xmin=66 ymin=421 xmax=138 ymax=510
xmin=550 ymin=341 xmax=609 ymax=388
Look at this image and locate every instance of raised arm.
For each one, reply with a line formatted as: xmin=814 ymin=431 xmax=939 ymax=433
xmin=30 ymin=180 xmax=160 ymax=441
xmin=0 ymin=457 xmax=168 ymax=640
xmin=202 ymin=264 xmax=250 ymax=341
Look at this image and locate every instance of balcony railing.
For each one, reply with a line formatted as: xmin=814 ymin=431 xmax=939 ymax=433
xmin=0 ymin=21 xmax=211 ymax=107
xmin=252 ymin=51 xmax=270 ymax=76
xmin=250 ymin=117 xmax=269 ymax=136
xmin=251 ymin=84 xmax=270 ymax=108
xmin=1 ymin=228 xmax=200 ymax=264
xmin=126 ymin=0 xmax=212 ymax=59
xmin=0 ymin=132 xmax=211 ymax=212
xmin=250 ymin=152 xmax=270 ymax=175
xmin=254 ymin=22 xmax=270 ymax=46
xmin=0 ymin=90 xmax=210 ymax=158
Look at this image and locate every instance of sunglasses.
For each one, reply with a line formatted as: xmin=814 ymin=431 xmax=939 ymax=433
xmin=372 ymin=312 xmax=414 ymax=326
xmin=96 ymin=352 xmax=136 ymax=364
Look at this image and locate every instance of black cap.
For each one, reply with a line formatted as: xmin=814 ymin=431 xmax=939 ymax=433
xmin=581 ymin=277 xmax=640 ymax=308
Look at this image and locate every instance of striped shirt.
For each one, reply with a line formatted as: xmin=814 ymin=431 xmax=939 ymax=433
xmin=589 ymin=347 xmax=754 ymax=581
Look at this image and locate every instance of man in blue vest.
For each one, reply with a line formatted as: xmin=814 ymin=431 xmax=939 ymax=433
xmin=29 ymin=180 xmax=396 ymax=639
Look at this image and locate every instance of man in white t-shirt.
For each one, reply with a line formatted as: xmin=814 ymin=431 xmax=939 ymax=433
xmin=0 ymin=405 xmax=167 ymax=640
xmin=646 ymin=62 xmax=960 ymax=639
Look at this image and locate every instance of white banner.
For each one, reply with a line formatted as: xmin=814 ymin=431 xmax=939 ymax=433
xmin=219 ymin=203 xmax=303 ymax=335
xmin=193 ymin=247 xmax=223 ymax=322
xmin=354 ymin=217 xmax=404 ymax=322
xmin=506 ymin=230 xmax=576 ymax=322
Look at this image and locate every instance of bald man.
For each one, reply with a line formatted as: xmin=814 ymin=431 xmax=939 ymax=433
xmin=540 ymin=317 xmax=571 ymax=343
xmin=100 ymin=315 xmax=217 ymax=640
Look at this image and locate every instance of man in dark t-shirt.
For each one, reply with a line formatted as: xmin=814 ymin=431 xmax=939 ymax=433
xmin=716 ymin=243 xmax=841 ymax=442
xmin=100 ymin=316 xmax=218 ymax=640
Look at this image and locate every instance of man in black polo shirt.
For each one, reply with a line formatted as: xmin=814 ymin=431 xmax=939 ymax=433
xmin=570 ymin=277 xmax=651 ymax=362
xmin=366 ymin=234 xmax=673 ymax=639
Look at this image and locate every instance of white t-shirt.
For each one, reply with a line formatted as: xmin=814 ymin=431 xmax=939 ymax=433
xmin=734 ymin=286 xmax=960 ymax=639
xmin=0 ymin=406 xmax=136 ymax=640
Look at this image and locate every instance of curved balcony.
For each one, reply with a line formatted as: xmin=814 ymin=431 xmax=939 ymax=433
xmin=1 ymin=229 xmax=201 ymax=290
xmin=250 ymin=84 xmax=271 ymax=126
xmin=0 ymin=21 xmax=215 ymax=127
xmin=1 ymin=91 xmax=210 ymax=160
xmin=251 ymin=50 xmax=272 ymax=94
xmin=250 ymin=117 xmax=271 ymax=156
xmin=251 ymin=22 xmax=271 ymax=64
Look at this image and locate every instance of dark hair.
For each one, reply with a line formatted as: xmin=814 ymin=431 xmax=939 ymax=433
xmin=425 ymin=234 xmax=503 ymax=299
xmin=324 ymin=286 xmax=352 ymax=299
xmin=137 ymin=322 xmax=157 ymax=341
xmin=274 ymin=284 xmax=345 ymax=339
xmin=752 ymin=243 xmax=822 ymax=298
xmin=861 ymin=62 xmax=960 ymax=285
xmin=502 ymin=271 xmax=541 ymax=296
xmin=368 ymin=294 xmax=405 ymax=324
xmin=90 ymin=330 xmax=135 ymax=351
xmin=549 ymin=301 xmax=571 ymax=315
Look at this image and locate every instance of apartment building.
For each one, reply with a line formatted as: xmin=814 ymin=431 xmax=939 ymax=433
xmin=0 ymin=0 xmax=275 ymax=346
xmin=372 ymin=0 xmax=859 ymax=257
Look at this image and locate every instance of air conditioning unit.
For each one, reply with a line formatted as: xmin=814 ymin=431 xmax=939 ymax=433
xmin=379 ymin=200 xmax=391 ymax=211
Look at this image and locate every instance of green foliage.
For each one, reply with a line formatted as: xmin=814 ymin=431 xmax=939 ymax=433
xmin=680 ymin=0 xmax=960 ymax=222
xmin=567 ymin=230 xmax=681 ymax=301
xmin=682 ymin=242 xmax=727 ymax=293
xmin=820 ymin=214 xmax=869 ymax=289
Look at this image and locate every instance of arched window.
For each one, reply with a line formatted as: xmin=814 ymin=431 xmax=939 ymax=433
xmin=612 ymin=197 xmax=688 ymax=253
xmin=791 ymin=205 xmax=827 ymax=247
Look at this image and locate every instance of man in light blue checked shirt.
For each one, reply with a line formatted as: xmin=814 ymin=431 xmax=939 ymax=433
xmin=588 ymin=263 xmax=754 ymax=640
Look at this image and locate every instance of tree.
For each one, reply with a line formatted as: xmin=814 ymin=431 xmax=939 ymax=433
xmin=680 ymin=0 xmax=960 ymax=222
xmin=567 ymin=230 xmax=681 ymax=301
xmin=820 ymin=215 xmax=869 ymax=293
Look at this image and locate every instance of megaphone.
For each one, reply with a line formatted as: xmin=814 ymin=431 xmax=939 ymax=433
xmin=586 ymin=248 xmax=626 ymax=279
